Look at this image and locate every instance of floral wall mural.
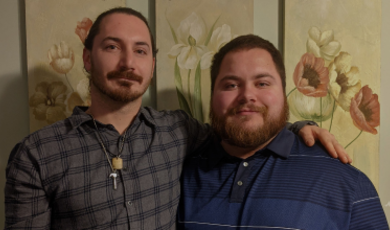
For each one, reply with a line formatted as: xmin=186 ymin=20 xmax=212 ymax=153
xmin=156 ymin=0 xmax=253 ymax=123
xmin=26 ymin=0 xmax=124 ymax=132
xmin=285 ymin=0 xmax=381 ymax=187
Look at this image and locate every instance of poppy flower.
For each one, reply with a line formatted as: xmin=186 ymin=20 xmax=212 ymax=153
xmin=350 ymin=85 xmax=380 ymax=134
xmin=47 ymin=41 xmax=75 ymax=74
xmin=293 ymin=53 xmax=329 ymax=97
xmin=29 ymin=81 xmax=68 ymax=124
xmin=328 ymin=52 xmax=361 ymax=111
xmin=75 ymin=17 xmax=93 ymax=44
xmin=306 ymin=26 xmax=341 ymax=64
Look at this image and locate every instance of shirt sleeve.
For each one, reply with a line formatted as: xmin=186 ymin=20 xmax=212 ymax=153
xmin=287 ymin=120 xmax=318 ymax=135
xmin=5 ymin=142 xmax=51 ymax=229
xmin=185 ymin=114 xmax=213 ymax=154
xmin=349 ymin=172 xmax=389 ymax=229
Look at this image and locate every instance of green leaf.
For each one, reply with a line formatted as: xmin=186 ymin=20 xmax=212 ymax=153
xmin=176 ymin=87 xmax=192 ymax=116
xmin=167 ymin=18 xmax=178 ymax=44
xmin=192 ymin=61 xmax=204 ymax=122
xmin=204 ymin=15 xmax=220 ymax=46
xmin=174 ymin=58 xmax=192 ymax=116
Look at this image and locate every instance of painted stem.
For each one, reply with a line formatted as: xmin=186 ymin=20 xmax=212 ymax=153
xmin=287 ymin=87 xmax=297 ymax=98
xmin=320 ymin=97 xmax=323 ymax=128
xmin=329 ymin=100 xmax=336 ymax=132
xmin=345 ymin=130 xmax=363 ymax=149
xmin=187 ymin=69 xmax=193 ymax=112
xmin=64 ymin=74 xmax=74 ymax=92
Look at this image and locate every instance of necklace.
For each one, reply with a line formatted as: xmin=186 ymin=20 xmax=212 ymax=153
xmin=92 ymin=118 xmax=128 ymax=190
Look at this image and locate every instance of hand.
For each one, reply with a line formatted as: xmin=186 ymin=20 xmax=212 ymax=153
xmin=299 ymin=125 xmax=352 ymax=164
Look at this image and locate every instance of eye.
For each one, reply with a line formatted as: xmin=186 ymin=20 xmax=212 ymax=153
xmin=224 ymin=83 xmax=238 ymax=90
xmin=257 ymin=82 xmax=269 ymax=87
xmin=135 ymin=49 xmax=147 ymax=55
xmin=105 ymin=45 xmax=118 ymax=50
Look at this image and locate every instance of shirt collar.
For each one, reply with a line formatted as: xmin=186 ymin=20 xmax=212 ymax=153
xmin=208 ymin=127 xmax=295 ymax=168
xmin=68 ymin=106 xmax=156 ymax=130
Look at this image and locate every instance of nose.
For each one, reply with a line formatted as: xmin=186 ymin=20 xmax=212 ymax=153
xmin=237 ymin=84 xmax=257 ymax=104
xmin=119 ymin=49 xmax=135 ymax=71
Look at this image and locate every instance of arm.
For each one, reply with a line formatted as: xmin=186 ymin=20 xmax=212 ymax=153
xmin=289 ymin=120 xmax=352 ymax=164
xmin=5 ymin=143 xmax=51 ymax=228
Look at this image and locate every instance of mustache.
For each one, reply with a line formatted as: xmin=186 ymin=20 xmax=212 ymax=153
xmin=107 ymin=70 xmax=143 ymax=84
xmin=227 ymin=104 xmax=267 ymax=116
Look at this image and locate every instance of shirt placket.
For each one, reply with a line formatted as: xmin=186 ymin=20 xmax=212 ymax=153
xmin=230 ymin=158 xmax=254 ymax=203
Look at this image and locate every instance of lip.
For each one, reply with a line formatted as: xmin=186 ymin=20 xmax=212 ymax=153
xmin=236 ymin=110 xmax=258 ymax=115
xmin=114 ymin=77 xmax=140 ymax=83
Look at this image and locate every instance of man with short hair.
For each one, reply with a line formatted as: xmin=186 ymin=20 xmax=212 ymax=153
xmin=178 ymin=35 xmax=389 ymax=229
xmin=5 ymin=8 xmax=350 ymax=229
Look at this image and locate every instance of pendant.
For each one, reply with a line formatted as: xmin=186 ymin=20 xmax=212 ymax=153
xmin=112 ymin=157 xmax=123 ymax=170
xmin=109 ymin=172 xmax=118 ymax=190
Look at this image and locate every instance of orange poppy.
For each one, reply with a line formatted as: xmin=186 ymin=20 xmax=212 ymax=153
xmin=75 ymin=17 xmax=93 ymax=44
xmin=350 ymin=85 xmax=380 ymax=134
xmin=293 ymin=53 xmax=329 ymax=97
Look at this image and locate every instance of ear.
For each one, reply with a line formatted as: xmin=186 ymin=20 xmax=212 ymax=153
xmin=83 ymin=48 xmax=92 ymax=73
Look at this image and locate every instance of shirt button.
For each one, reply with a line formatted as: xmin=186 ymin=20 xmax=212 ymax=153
xmin=127 ymin=201 xmax=133 ymax=206
xmin=237 ymin=181 xmax=243 ymax=186
xmin=243 ymin=162 xmax=249 ymax=167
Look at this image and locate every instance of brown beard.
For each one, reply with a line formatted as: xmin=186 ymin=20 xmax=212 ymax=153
xmin=210 ymin=99 xmax=290 ymax=148
xmin=90 ymin=65 xmax=150 ymax=103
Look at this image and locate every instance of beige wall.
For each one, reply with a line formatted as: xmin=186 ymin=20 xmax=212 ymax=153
xmin=0 ymin=0 xmax=388 ymax=228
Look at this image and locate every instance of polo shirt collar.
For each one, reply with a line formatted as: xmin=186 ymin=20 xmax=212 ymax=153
xmin=208 ymin=127 xmax=295 ymax=168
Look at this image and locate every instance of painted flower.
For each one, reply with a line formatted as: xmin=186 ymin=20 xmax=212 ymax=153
xmin=74 ymin=18 xmax=93 ymax=44
xmin=328 ymin=52 xmax=361 ymax=111
xmin=77 ymin=78 xmax=91 ymax=105
xmin=350 ymin=85 xmax=380 ymax=134
xmin=48 ymin=41 xmax=75 ymax=74
xmin=29 ymin=81 xmax=68 ymax=124
xmin=168 ymin=12 xmax=207 ymax=69
xmin=75 ymin=17 xmax=93 ymax=44
xmin=288 ymin=89 xmax=335 ymax=122
xmin=306 ymin=26 xmax=341 ymax=63
xmin=200 ymin=24 xmax=234 ymax=69
xmin=293 ymin=53 xmax=329 ymax=97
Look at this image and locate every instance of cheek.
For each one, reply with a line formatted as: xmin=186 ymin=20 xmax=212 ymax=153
xmin=212 ymin=92 xmax=235 ymax=115
xmin=263 ymin=92 xmax=285 ymax=114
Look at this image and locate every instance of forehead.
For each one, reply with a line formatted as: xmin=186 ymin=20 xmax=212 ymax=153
xmin=97 ymin=13 xmax=151 ymax=43
xmin=218 ymin=48 xmax=279 ymax=78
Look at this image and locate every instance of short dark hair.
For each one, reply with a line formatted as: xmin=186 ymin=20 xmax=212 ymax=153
xmin=210 ymin=34 xmax=286 ymax=93
xmin=84 ymin=7 xmax=157 ymax=57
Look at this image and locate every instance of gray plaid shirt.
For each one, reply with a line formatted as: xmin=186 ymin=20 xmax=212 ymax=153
xmin=5 ymin=106 xmax=210 ymax=229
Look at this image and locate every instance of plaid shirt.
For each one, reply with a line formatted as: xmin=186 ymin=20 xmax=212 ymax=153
xmin=5 ymin=106 xmax=210 ymax=229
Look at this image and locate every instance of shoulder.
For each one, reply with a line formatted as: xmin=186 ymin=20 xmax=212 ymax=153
xmin=8 ymin=117 xmax=77 ymax=164
xmin=288 ymin=136 xmax=362 ymax=182
xmin=141 ymin=107 xmax=210 ymax=131
xmin=141 ymin=107 xmax=190 ymax=122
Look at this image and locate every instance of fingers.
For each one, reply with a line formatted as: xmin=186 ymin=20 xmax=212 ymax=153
xmin=298 ymin=126 xmax=315 ymax=146
xmin=334 ymin=142 xmax=352 ymax=164
xmin=309 ymin=126 xmax=352 ymax=164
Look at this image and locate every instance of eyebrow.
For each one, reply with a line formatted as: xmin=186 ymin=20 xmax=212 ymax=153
xmin=101 ymin=37 xmax=151 ymax=49
xmin=219 ymin=73 xmax=275 ymax=82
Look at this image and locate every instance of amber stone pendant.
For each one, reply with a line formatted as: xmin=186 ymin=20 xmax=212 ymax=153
xmin=112 ymin=157 xmax=123 ymax=170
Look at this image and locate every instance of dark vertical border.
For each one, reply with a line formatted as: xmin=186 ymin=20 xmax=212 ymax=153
xmin=278 ymin=0 xmax=285 ymax=58
xmin=19 ymin=0 xmax=29 ymax=127
xmin=148 ymin=0 xmax=157 ymax=109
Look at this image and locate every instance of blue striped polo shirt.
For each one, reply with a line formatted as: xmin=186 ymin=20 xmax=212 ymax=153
xmin=178 ymin=128 xmax=389 ymax=229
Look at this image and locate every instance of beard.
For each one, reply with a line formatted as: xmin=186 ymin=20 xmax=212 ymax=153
xmin=210 ymin=99 xmax=290 ymax=148
xmin=90 ymin=65 xmax=151 ymax=103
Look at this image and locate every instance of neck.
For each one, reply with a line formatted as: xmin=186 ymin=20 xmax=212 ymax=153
xmin=87 ymin=88 xmax=142 ymax=135
xmin=220 ymin=134 xmax=277 ymax=159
